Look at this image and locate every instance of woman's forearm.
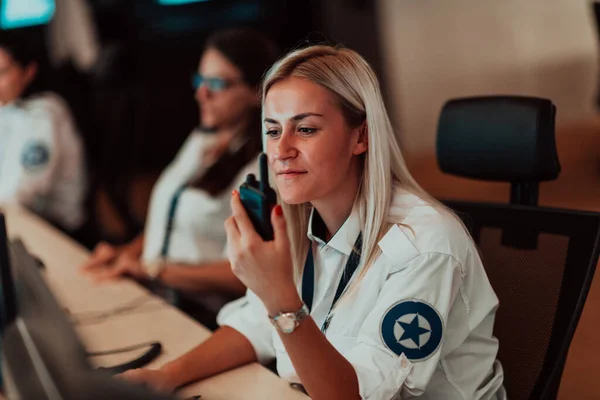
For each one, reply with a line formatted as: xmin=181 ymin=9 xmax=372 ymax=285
xmin=161 ymin=326 xmax=257 ymax=388
xmin=118 ymin=234 xmax=145 ymax=258
xmin=276 ymin=296 xmax=361 ymax=400
xmin=159 ymin=260 xmax=246 ymax=296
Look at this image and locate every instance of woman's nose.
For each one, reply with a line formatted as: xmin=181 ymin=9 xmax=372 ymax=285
xmin=195 ymin=84 xmax=210 ymax=103
xmin=273 ymin=132 xmax=298 ymax=161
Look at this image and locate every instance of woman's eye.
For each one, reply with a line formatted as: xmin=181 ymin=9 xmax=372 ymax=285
xmin=298 ymin=127 xmax=317 ymax=135
xmin=266 ymin=129 xmax=281 ymax=138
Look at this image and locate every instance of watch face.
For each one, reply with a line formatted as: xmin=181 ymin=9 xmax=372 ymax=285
xmin=277 ymin=315 xmax=296 ymax=333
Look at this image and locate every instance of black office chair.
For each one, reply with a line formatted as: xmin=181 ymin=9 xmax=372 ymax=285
xmin=436 ymin=96 xmax=600 ymax=400
xmin=591 ymin=2 xmax=600 ymax=111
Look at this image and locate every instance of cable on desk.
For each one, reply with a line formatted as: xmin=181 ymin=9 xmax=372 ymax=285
xmin=87 ymin=341 xmax=160 ymax=357
xmin=68 ymin=295 xmax=162 ymax=326
xmin=90 ymin=341 xmax=163 ymax=375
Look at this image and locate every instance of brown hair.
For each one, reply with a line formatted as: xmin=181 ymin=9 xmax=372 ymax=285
xmin=193 ymin=28 xmax=278 ymax=196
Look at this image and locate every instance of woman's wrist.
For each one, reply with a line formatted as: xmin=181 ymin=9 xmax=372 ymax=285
xmin=117 ymin=235 xmax=144 ymax=259
xmin=266 ymin=285 xmax=303 ymax=317
xmin=159 ymin=360 xmax=187 ymax=390
xmin=119 ymin=244 xmax=139 ymax=258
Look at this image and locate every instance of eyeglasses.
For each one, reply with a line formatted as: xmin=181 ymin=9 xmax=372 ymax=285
xmin=192 ymin=73 xmax=243 ymax=92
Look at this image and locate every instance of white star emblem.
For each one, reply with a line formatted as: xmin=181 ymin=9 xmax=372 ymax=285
xmin=393 ymin=313 xmax=432 ymax=349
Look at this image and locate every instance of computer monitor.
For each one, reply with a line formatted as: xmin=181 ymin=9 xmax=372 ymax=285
xmin=0 ymin=213 xmax=16 ymax=333
xmin=0 ymin=0 xmax=55 ymax=29
xmin=1 ymin=239 xmax=176 ymax=400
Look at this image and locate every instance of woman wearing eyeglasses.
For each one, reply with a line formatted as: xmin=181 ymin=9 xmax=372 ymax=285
xmin=81 ymin=29 xmax=279 ymax=326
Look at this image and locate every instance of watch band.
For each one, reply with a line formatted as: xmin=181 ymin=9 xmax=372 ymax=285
xmin=270 ymin=303 xmax=310 ymax=334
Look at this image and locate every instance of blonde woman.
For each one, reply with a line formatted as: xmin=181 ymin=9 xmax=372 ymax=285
xmin=121 ymin=45 xmax=506 ymax=400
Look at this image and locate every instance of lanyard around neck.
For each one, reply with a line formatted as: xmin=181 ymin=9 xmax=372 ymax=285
xmin=301 ymin=232 xmax=363 ymax=332
xmin=160 ymin=185 xmax=187 ymax=258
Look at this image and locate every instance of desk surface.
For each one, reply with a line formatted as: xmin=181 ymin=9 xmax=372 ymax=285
xmin=3 ymin=205 xmax=308 ymax=400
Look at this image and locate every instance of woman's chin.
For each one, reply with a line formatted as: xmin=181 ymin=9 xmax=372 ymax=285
xmin=278 ymin=190 xmax=311 ymax=206
xmin=200 ymin=113 xmax=219 ymax=129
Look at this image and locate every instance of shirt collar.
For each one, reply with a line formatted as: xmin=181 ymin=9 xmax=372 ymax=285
xmin=307 ymin=207 xmax=361 ymax=256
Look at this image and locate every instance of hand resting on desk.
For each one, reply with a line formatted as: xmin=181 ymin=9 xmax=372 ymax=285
xmin=82 ymin=251 xmax=149 ymax=282
xmin=118 ymin=368 xmax=178 ymax=394
xmin=80 ymin=241 xmax=120 ymax=270
xmin=80 ymin=236 xmax=146 ymax=281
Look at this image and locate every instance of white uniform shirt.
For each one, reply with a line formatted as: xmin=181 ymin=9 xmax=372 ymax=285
xmin=218 ymin=186 xmax=507 ymax=399
xmin=141 ymin=130 xmax=258 ymax=310
xmin=0 ymin=93 xmax=86 ymax=230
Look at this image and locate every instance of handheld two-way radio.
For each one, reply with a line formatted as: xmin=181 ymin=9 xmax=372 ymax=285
xmin=239 ymin=153 xmax=277 ymax=241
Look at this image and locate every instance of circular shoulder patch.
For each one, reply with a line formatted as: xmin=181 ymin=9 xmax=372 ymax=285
xmin=380 ymin=299 xmax=443 ymax=362
xmin=21 ymin=141 xmax=50 ymax=172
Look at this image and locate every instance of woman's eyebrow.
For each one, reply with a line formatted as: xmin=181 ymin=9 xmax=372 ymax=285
xmin=291 ymin=112 xmax=323 ymax=121
xmin=264 ymin=113 xmax=324 ymax=124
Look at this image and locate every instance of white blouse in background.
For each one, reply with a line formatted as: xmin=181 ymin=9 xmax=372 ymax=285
xmin=0 ymin=93 xmax=87 ymax=230
xmin=141 ymin=130 xmax=258 ymax=310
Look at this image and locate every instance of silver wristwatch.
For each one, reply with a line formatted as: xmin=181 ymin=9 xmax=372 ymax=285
xmin=269 ymin=303 xmax=310 ymax=334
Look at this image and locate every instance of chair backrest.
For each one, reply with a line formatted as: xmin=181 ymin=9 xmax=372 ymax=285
xmin=436 ymin=95 xmax=600 ymax=399
xmin=444 ymin=201 xmax=600 ymax=400
xmin=437 ymin=96 xmax=560 ymax=206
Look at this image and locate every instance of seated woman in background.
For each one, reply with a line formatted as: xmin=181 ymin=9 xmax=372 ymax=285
xmin=0 ymin=33 xmax=87 ymax=233
xmin=120 ymin=45 xmax=506 ymax=399
xmin=81 ymin=29 xmax=279 ymax=323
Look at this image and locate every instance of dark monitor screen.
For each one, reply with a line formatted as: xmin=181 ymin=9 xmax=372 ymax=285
xmin=1 ymin=239 xmax=176 ymax=400
xmin=0 ymin=213 xmax=16 ymax=333
xmin=157 ymin=0 xmax=211 ymax=4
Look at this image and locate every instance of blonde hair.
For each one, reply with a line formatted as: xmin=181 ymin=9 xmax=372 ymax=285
xmin=261 ymin=45 xmax=456 ymax=298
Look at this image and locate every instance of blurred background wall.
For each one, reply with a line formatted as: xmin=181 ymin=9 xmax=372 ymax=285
xmin=377 ymin=0 xmax=599 ymax=160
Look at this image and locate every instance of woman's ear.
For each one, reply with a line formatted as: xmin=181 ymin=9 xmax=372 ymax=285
xmin=352 ymin=122 xmax=368 ymax=156
xmin=23 ymin=62 xmax=38 ymax=87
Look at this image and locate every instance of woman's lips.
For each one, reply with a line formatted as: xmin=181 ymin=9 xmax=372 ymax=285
xmin=277 ymin=171 xmax=307 ymax=179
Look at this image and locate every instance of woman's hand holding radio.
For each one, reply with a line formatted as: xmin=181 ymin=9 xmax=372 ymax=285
xmin=225 ymin=191 xmax=302 ymax=316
